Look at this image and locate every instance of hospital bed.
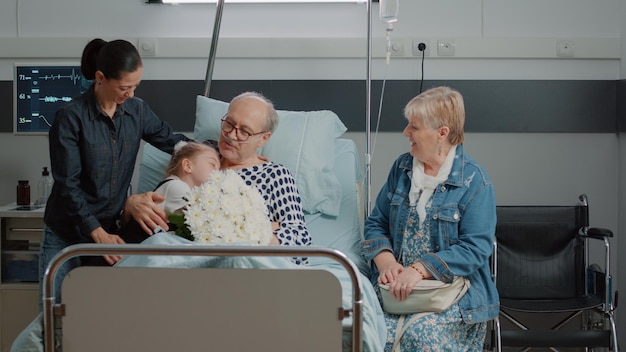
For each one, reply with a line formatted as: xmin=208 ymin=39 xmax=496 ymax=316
xmin=43 ymin=243 xmax=375 ymax=352
xmin=13 ymin=97 xmax=386 ymax=352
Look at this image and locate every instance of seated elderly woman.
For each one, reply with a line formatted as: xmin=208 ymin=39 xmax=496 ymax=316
xmin=362 ymin=86 xmax=499 ymax=351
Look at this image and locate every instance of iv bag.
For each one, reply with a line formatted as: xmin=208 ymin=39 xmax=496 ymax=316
xmin=379 ymin=0 xmax=399 ymax=24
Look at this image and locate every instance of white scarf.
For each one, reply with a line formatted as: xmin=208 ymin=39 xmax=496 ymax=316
xmin=409 ymin=145 xmax=457 ymax=225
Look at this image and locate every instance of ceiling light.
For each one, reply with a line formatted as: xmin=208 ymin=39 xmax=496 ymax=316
xmin=160 ymin=0 xmax=366 ymax=3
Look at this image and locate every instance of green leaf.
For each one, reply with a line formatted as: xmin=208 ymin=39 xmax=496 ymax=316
xmin=167 ymin=213 xmax=194 ymax=241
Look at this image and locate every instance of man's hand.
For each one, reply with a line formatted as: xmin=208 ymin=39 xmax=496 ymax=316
xmin=123 ymin=192 xmax=168 ymax=235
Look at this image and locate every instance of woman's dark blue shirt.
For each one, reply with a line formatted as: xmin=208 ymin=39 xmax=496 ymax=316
xmin=44 ymin=85 xmax=187 ymax=243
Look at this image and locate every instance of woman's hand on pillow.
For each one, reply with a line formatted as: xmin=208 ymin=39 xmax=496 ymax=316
xmin=123 ymin=192 xmax=168 ymax=235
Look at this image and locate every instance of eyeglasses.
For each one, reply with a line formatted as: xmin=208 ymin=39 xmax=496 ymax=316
xmin=220 ymin=116 xmax=267 ymax=142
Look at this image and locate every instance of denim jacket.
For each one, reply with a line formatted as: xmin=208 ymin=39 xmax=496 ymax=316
xmin=362 ymin=144 xmax=499 ymax=323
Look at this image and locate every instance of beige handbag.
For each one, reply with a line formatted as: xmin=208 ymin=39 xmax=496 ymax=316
xmin=381 ymin=277 xmax=470 ymax=352
xmin=379 ymin=276 xmax=469 ymax=315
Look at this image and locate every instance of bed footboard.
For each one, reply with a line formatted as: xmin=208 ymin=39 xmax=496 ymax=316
xmin=42 ymin=244 xmax=364 ymax=352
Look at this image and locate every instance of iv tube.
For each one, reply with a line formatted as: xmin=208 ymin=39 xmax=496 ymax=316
xmin=385 ymin=24 xmax=393 ymax=64
xmin=380 ymin=0 xmax=399 ymax=64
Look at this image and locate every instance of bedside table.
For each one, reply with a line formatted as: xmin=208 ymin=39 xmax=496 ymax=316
xmin=0 ymin=203 xmax=44 ymax=352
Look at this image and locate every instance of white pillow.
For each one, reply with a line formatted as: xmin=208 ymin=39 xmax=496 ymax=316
xmin=194 ymin=95 xmax=347 ymax=216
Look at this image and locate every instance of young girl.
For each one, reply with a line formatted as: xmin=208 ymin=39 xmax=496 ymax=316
xmin=120 ymin=140 xmax=220 ymax=243
xmin=156 ymin=140 xmax=221 ymax=214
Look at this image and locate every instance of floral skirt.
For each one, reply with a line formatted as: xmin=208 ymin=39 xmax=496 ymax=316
xmin=383 ymin=303 xmax=486 ymax=352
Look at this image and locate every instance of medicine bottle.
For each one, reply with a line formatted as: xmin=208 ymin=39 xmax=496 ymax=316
xmin=17 ymin=180 xmax=30 ymax=206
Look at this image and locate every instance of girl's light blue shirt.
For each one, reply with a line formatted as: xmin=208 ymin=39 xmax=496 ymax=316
xmin=362 ymin=144 xmax=500 ymax=323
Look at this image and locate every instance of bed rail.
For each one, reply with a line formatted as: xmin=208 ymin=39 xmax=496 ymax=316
xmin=42 ymin=244 xmax=364 ymax=352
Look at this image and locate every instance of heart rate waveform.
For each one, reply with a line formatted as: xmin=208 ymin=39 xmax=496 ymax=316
xmin=38 ymin=68 xmax=82 ymax=85
xmin=15 ymin=64 xmax=86 ymax=134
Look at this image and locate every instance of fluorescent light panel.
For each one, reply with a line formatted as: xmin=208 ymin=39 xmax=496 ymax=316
xmin=161 ymin=0 xmax=366 ymax=3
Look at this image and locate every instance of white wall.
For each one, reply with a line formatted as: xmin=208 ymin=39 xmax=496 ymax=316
xmin=0 ymin=0 xmax=624 ymax=343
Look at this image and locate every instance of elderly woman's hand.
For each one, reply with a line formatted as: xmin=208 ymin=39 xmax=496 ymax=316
xmin=389 ymin=266 xmax=425 ymax=301
xmin=375 ymin=251 xmax=403 ymax=285
xmin=123 ymin=192 xmax=168 ymax=235
xmin=375 ymin=251 xmax=428 ymax=301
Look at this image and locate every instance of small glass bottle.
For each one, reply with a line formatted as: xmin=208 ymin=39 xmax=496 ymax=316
xmin=17 ymin=180 xmax=30 ymax=206
xmin=38 ymin=167 xmax=53 ymax=206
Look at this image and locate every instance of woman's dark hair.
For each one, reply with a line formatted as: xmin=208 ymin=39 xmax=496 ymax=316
xmin=80 ymin=38 xmax=106 ymax=80
xmin=80 ymin=38 xmax=143 ymax=81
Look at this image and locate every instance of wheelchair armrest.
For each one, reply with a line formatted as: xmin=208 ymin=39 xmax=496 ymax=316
xmin=580 ymin=227 xmax=613 ymax=239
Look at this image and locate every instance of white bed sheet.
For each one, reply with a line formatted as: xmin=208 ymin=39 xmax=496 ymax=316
xmin=114 ymin=233 xmax=386 ymax=352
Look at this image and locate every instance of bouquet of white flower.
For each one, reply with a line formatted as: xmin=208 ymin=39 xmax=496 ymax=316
xmin=169 ymin=169 xmax=272 ymax=245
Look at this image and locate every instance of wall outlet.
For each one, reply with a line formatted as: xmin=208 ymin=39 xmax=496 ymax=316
xmin=557 ymin=40 xmax=575 ymax=58
xmin=437 ymin=40 xmax=455 ymax=56
xmin=412 ymin=40 xmax=430 ymax=57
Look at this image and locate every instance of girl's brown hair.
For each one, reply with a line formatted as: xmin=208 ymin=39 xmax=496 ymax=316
xmin=165 ymin=141 xmax=218 ymax=177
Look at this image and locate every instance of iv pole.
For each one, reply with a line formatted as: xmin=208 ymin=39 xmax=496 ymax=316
xmin=203 ymin=0 xmax=226 ymax=97
xmin=365 ymin=0 xmax=372 ymax=217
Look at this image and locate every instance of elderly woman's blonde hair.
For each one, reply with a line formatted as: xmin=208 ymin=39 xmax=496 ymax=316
xmin=403 ymin=86 xmax=465 ymax=145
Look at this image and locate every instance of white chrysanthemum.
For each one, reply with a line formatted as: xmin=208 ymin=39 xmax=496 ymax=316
xmin=182 ymin=169 xmax=272 ymax=245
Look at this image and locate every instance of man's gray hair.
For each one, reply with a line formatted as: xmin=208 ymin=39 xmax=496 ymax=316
xmin=230 ymin=91 xmax=279 ymax=133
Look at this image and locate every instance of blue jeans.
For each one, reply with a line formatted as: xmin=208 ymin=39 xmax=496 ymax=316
xmin=38 ymin=226 xmax=80 ymax=311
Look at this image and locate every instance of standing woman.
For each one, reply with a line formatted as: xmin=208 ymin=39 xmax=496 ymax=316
xmin=362 ymin=86 xmax=499 ymax=351
xmin=39 ymin=39 xmax=188 ymax=303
